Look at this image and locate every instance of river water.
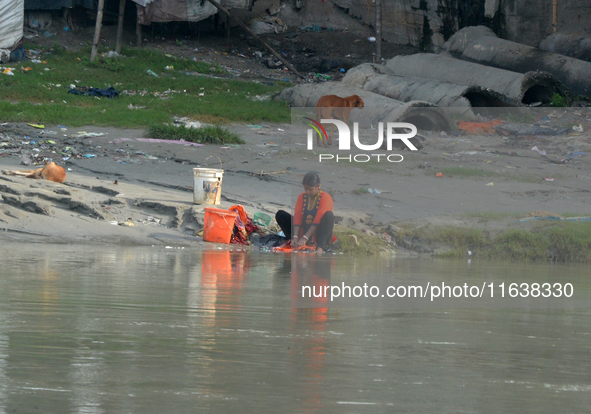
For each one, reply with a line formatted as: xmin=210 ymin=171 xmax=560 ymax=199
xmin=0 ymin=243 xmax=589 ymax=413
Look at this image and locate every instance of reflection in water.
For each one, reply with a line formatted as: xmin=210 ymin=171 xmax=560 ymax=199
xmin=0 ymin=244 xmax=589 ymax=413
xmin=289 ymin=254 xmax=334 ymax=413
xmin=0 ymin=311 xmax=7 ymax=414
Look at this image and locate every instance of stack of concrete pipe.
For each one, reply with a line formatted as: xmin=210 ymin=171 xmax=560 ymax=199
xmin=539 ymin=34 xmax=591 ymax=62
xmin=443 ymin=25 xmax=589 ymax=97
xmin=341 ymin=63 xmax=520 ymax=113
xmin=385 ymin=53 xmax=567 ymax=105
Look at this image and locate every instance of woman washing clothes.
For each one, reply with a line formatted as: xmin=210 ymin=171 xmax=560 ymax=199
xmin=275 ymin=172 xmax=334 ymax=255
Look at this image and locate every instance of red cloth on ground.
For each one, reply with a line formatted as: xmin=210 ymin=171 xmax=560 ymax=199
xmin=229 ymin=205 xmax=259 ymax=245
xmin=457 ymin=119 xmax=503 ymax=134
xmin=272 ymin=240 xmax=317 ymax=252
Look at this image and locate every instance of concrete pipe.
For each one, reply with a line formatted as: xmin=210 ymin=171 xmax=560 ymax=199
xmin=539 ymin=34 xmax=591 ymax=62
xmin=342 ymin=63 xmax=520 ymax=114
xmin=385 ymin=53 xmax=567 ymax=105
xmin=275 ymin=82 xmax=454 ymax=131
xmin=444 ymin=26 xmax=590 ymax=97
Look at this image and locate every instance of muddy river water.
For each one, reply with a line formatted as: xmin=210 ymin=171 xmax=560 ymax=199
xmin=0 ymin=243 xmax=589 ymax=413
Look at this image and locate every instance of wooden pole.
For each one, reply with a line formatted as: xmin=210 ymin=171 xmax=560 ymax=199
xmin=136 ymin=5 xmax=142 ymax=47
xmin=90 ymin=0 xmax=105 ymax=62
xmin=206 ymin=0 xmax=306 ymax=79
xmin=375 ymin=0 xmax=382 ymax=62
xmin=115 ymin=0 xmax=126 ymax=53
xmin=552 ymin=0 xmax=558 ymax=33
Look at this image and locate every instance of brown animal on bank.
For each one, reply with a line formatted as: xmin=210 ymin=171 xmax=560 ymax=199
xmin=2 ymin=162 xmax=66 ymax=183
xmin=315 ymin=94 xmax=365 ymax=146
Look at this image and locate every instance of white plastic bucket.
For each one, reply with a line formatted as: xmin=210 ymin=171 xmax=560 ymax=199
xmin=193 ymin=168 xmax=224 ymax=205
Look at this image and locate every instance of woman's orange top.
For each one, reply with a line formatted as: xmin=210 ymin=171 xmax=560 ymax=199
xmin=293 ymin=191 xmax=333 ymax=236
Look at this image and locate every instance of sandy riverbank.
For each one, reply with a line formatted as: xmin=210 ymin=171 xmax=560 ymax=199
xmin=1 ymin=119 xmax=590 ymax=254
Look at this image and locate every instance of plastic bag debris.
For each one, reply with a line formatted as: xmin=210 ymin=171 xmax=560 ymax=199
xmin=70 ymin=132 xmax=106 ymax=138
xmin=128 ymin=104 xmax=146 ymax=110
xmin=68 ymin=86 xmax=120 ymax=98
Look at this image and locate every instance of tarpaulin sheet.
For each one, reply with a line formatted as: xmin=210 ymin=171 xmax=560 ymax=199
xmin=134 ymin=0 xmax=254 ymax=25
xmin=24 ymin=0 xmax=96 ymax=10
xmin=136 ymin=0 xmax=218 ymax=25
xmin=0 ymin=0 xmax=24 ymax=50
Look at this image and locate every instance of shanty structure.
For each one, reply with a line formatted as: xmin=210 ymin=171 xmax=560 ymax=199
xmin=0 ymin=0 xmax=24 ymax=62
xmin=85 ymin=0 xmax=303 ymax=77
xmin=133 ymin=0 xmax=253 ymax=25
xmin=89 ymin=0 xmax=253 ymax=60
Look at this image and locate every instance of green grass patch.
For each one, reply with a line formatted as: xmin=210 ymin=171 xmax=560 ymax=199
xmin=147 ymin=124 xmax=244 ymax=144
xmin=0 ymin=45 xmax=291 ymax=127
xmin=488 ymin=229 xmax=547 ymax=261
xmin=461 ymin=211 xmax=523 ymax=220
xmin=87 ymin=56 xmax=126 ymax=72
xmin=550 ymin=93 xmax=571 ymax=107
xmin=351 ymin=187 xmax=369 ymax=195
xmin=394 ymin=222 xmax=591 ymax=262
xmin=333 ymin=226 xmax=393 ymax=256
